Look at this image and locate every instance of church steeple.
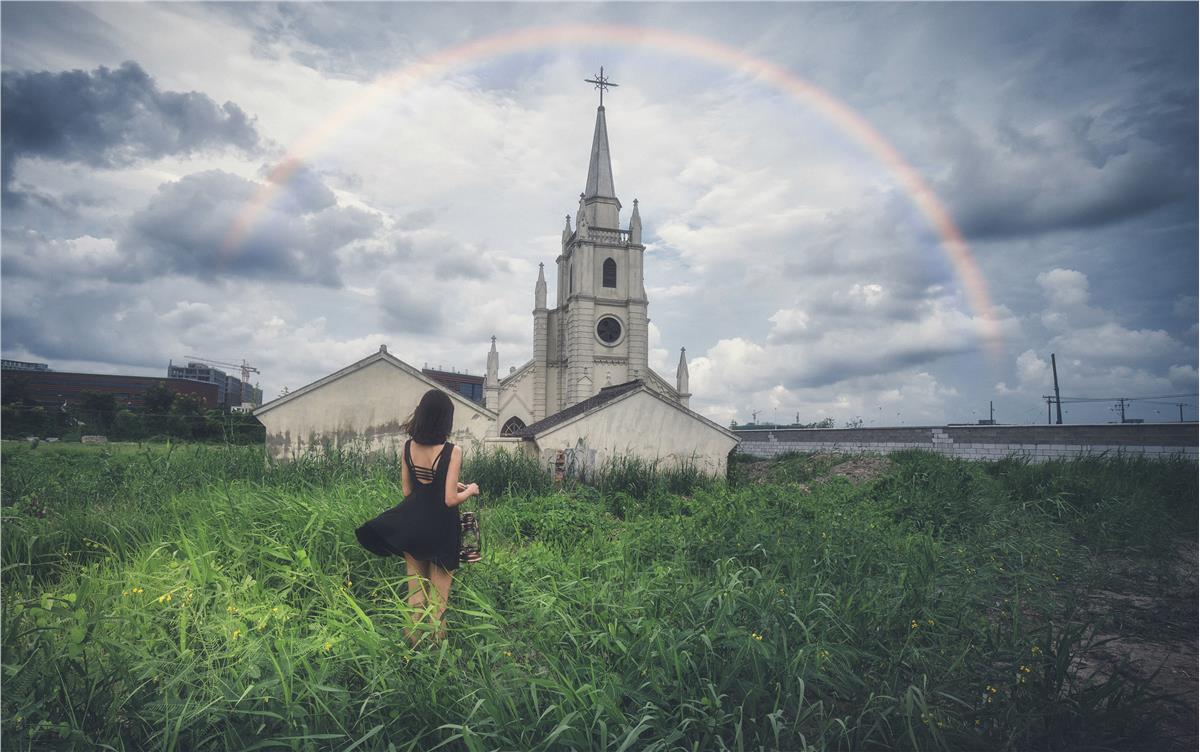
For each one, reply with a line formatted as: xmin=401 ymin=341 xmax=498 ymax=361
xmin=584 ymin=105 xmax=617 ymax=201
xmin=579 ymin=68 xmax=622 ymax=230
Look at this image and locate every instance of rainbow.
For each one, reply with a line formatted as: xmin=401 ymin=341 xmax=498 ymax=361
xmin=223 ymin=23 xmax=1003 ymax=358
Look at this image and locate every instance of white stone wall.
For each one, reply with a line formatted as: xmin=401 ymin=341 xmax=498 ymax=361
xmin=532 ymin=390 xmax=739 ymax=477
xmin=258 ymin=359 xmax=495 ymax=461
xmin=496 ymin=362 xmax=537 ymax=435
xmin=736 ymin=426 xmax=1198 ymax=463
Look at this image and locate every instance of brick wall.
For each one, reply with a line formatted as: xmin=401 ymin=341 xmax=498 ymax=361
xmin=734 ymin=423 xmax=1198 ymax=463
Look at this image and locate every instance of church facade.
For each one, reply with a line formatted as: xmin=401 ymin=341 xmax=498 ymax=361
xmin=254 ymin=81 xmax=738 ymax=475
xmin=485 ymin=101 xmax=691 ymax=437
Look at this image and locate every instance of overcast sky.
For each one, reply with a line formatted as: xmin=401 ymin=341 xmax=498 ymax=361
xmin=2 ymin=2 xmax=1196 ymax=426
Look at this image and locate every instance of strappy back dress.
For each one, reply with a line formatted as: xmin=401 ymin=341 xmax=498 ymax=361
xmin=355 ymin=440 xmax=461 ymax=571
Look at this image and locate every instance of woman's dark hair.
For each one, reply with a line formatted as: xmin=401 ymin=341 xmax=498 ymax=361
xmin=403 ymin=389 xmax=454 ymax=445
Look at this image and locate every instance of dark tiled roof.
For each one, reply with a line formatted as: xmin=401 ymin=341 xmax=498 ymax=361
xmin=516 ymin=379 xmax=644 ymax=437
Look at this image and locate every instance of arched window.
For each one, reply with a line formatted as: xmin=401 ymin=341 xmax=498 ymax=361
xmin=500 ymin=416 xmax=527 ymax=437
xmin=602 ymin=257 xmax=617 ymax=288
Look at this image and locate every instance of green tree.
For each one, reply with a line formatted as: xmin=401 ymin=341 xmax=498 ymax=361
xmin=1 ymin=373 xmax=34 ymax=406
xmin=112 ymin=409 xmax=144 ymax=440
xmin=76 ymin=390 xmax=118 ymax=434
xmin=143 ymin=381 xmax=176 ymax=413
xmin=168 ymin=393 xmax=207 ymax=439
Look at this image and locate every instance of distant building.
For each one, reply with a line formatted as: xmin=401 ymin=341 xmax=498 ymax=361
xmin=422 ymin=367 xmax=485 ymax=405
xmin=1 ymin=368 xmax=219 ymax=409
xmin=168 ymin=361 xmax=260 ymax=409
xmin=2 ymin=359 xmax=50 ymax=372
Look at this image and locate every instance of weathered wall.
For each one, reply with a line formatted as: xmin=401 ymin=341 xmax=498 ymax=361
xmin=497 ymin=362 xmax=537 ymax=437
xmin=258 ymin=360 xmax=495 ymax=461
xmin=735 ymin=423 xmax=1199 ymax=462
xmin=532 ymin=390 xmax=739 ymax=477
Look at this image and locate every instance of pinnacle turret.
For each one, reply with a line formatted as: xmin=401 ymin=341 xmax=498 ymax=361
xmin=630 ymin=198 xmax=642 ymax=244
xmin=677 ymin=347 xmax=691 ymax=409
xmin=486 ymin=336 xmax=499 ymax=383
xmin=535 ymin=262 xmax=547 ymax=310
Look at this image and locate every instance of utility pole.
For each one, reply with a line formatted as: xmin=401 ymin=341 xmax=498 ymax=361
xmin=751 ymin=410 xmax=759 ymax=424
xmin=1050 ymin=353 xmax=1063 ymax=424
xmin=1175 ymin=402 xmax=1187 ymax=422
xmin=990 ymin=400 xmax=995 ymax=424
xmin=1113 ymin=398 xmax=1128 ymax=423
xmin=1044 ymin=396 xmax=1053 ymax=424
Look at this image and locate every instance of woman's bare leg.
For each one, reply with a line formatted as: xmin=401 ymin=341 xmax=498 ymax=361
xmin=428 ymin=563 xmax=454 ymax=641
xmin=403 ymin=554 xmax=432 ymax=646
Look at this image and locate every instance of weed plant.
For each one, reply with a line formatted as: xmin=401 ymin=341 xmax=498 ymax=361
xmin=1 ymin=442 xmax=1194 ymax=751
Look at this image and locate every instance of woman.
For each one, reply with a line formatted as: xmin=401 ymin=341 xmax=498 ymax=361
xmin=355 ymin=389 xmax=480 ymax=645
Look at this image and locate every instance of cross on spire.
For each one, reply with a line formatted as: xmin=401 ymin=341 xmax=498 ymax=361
xmin=584 ymin=66 xmax=619 ymax=108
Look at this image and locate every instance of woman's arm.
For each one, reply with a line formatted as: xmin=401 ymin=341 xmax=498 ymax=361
xmin=444 ymin=445 xmax=479 ymax=508
xmin=401 ymin=448 xmax=412 ymax=497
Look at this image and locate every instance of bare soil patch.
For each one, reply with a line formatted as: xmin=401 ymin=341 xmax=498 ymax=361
xmin=736 ymin=453 xmax=893 ymax=490
xmin=1072 ymin=540 xmax=1198 ymax=751
xmin=822 ymin=455 xmax=892 ymax=485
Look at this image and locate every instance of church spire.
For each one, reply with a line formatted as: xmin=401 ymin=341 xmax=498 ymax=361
xmin=584 ymin=105 xmax=617 ymax=200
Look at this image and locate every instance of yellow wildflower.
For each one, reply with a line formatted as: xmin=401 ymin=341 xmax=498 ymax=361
xmin=911 ymin=620 xmax=919 ymax=630
xmin=926 ymin=619 xmax=935 ymax=626
xmin=322 ymin=641 xmax=333 ymax=652
xmin=232 ymin=629 xmax=242 ymax=640
xmin=1030 ymin=645 xmax=1042 ymax=656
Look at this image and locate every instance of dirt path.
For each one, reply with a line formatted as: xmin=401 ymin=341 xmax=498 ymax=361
xmin=1072 ymin=540 xmax=1198 ymax=750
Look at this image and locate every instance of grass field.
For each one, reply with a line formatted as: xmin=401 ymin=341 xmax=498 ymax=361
xmin=1 ymin=440 xmax=1195 ymax=751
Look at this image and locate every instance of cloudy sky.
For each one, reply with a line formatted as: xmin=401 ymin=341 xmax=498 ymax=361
xmin=2 ymin=2 xmax=1196 ymax=426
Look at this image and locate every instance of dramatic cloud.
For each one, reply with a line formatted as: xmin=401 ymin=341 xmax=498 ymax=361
xmin=120 ymin=168 xmax=378 ymax=285
xmin=0 ymin=3 xmax=1194 ymax=424
xmin=1 ymin=60 xmax=264 ymax=193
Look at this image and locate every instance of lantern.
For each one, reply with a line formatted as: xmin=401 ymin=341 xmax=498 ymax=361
xmin=459 ymin=511 xmax=482 ymax=564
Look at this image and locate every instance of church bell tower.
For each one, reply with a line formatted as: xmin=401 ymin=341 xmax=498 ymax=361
xmin=545 ymin=68 xmax=649 ymax=410
xmin=488 ymin=68 xmax=687 ymax=433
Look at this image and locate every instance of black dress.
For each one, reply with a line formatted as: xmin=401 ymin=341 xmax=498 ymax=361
xmin=355 ymin=440 xmax=460 ymax=571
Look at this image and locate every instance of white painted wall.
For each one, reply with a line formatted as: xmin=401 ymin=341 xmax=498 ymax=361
xmin=257 ymin=358 xmax=495 ymax=461
xmin=497 ymin=361 xmax=536 ymax=435
xmin=531 ymin=389 xmax=739 ymax=477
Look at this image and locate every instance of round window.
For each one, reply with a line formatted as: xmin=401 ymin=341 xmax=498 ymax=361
xmin=596 ymin=316 xmax=622 ymax=344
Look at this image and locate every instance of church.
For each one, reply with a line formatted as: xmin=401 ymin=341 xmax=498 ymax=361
xmin=485 ymin=86 xmax=691 ymax=436
xmin=254 ymin=73 xmax=739 ymax=476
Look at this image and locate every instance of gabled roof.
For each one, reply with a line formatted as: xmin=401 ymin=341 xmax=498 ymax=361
xmin=516 ymin=379 xmax=642 ymax=437
xmin=516 ymin=378 xmax=739 ymax=443
xmin=253 ymin=346 xmax=497 ymax=419
xmin=499 ymin=358 xmax=535 ymax=387
xmin=643 ymin=366 xmax=678 ymax=398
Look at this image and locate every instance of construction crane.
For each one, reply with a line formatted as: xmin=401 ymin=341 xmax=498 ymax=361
xmin=184 ymin=356 xmax=261 ymax=385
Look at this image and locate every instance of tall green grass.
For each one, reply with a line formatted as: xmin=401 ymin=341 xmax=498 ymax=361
xmin=1 ymin=443 xmax=1194 ymax=750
